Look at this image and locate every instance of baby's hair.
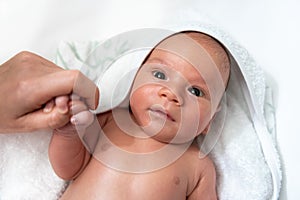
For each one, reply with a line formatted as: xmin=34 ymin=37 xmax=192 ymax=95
xmin=182 ymin=31 xmax=231 ymax=88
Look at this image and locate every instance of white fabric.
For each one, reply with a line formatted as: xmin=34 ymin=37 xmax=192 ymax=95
xmin=0 ymin=131 xmax=66 ymax=200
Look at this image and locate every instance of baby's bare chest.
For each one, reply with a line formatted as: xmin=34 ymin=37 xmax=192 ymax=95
xmin=61 ymin=158 xmax=191 ymax=200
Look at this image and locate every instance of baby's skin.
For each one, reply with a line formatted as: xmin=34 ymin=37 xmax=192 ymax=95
xmin=48 ymin=32 xmax=230 ymax=200
xmin=48 ymin=106 xmax=217 ymax=200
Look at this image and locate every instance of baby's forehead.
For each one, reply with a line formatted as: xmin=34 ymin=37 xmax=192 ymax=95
xmin=145 ymin=31 xmax=230 ymax=88
xmin=150 ymin=33 xmax=226 ymax=71
xmin=161 ymin=32 xmax=230 ymax=85
xmin=166 ymin=32 xmax=228 ymax=62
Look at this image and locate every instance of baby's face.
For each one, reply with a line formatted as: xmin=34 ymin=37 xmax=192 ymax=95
xmin=129 ymin=33 xmax=228 ymax=144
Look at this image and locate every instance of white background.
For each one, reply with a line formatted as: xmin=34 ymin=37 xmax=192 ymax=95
xmin=0 ymin=0 xmax=299 ymax=199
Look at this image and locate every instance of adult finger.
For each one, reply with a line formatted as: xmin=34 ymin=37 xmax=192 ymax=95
xmin=17 ymin=107 xmax=70 ymax=132
xmin=23 ymin=70 xmax=99 ymax=110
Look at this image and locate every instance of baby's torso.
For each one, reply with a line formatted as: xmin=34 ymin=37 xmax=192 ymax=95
xmin=60 ymin=111 xmax=204 ymax=200
xmin=60 ymin=157 xmax=190 ymax=200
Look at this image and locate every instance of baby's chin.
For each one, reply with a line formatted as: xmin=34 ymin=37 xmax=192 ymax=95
xmin=143 ymin=128 xmax=196 ymax=145
xmin=136 ymin=114 xmax=199 ymax=144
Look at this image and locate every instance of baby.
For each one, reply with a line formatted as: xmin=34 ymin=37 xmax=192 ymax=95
xmin=47 ymin=31 xmax=230 ymax=200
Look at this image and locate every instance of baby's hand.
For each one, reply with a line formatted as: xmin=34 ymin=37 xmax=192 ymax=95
xmin=68 ymin=94 xmax=94 ymax=128
xmin=43 ymin=94 xmax=94 ymax=133
xmin=43 ymin=95 xmax=70 ymax=129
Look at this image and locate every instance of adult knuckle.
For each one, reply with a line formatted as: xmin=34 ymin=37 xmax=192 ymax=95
xmin=14 ymin=51 xmax=38 ymax=71
xmin=16 ymin=51 xmax=36 ymax=63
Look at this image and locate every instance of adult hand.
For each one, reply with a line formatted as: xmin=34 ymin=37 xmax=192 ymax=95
xmin=0 ymin=51 xmax=99 ymax=133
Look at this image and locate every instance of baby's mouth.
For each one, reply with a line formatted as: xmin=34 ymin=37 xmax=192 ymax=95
xmin=149 ymin=106 xmax=175 ymax=122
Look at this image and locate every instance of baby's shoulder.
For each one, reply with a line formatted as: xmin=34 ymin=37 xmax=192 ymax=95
xmin=184 ymin=143 xmax=217 ymax=196
xmin=184 ymin=142 xmax=216 ymax=177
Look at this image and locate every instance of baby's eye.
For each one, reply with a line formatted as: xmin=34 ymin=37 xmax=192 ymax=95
xmin=152 ymin=70 xmax=166 ymax=80
xmin=188 ymin=87 xmax=204 ymax=97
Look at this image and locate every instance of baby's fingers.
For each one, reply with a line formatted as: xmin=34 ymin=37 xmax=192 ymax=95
xmin=70 ymin=110 xmax=94 ymax=127
xmin=48 ymin=106 xmax=70 ymax=129
xmin=55 ymin=95 xmax=69 ymax=114
xmin=69 ymin=100 xmax=88 ymax=115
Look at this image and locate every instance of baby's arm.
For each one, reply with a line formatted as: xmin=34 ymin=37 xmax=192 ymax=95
xmin=48 ymin=95 xmax=94 ymax=180
xmin=187 ymin=157 xmax=217 ymax=200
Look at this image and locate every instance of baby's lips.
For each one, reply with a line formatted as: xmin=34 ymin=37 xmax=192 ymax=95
xmin=150 ymin=105 xmax=176 ymax=122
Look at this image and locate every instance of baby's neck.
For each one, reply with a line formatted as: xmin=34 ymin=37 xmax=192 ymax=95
xmin=104 ymin=123 xmax=172 ymax=153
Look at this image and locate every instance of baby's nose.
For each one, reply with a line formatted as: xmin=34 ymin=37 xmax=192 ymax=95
xmin=158 ymin=87 xmax=182 ymax=105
